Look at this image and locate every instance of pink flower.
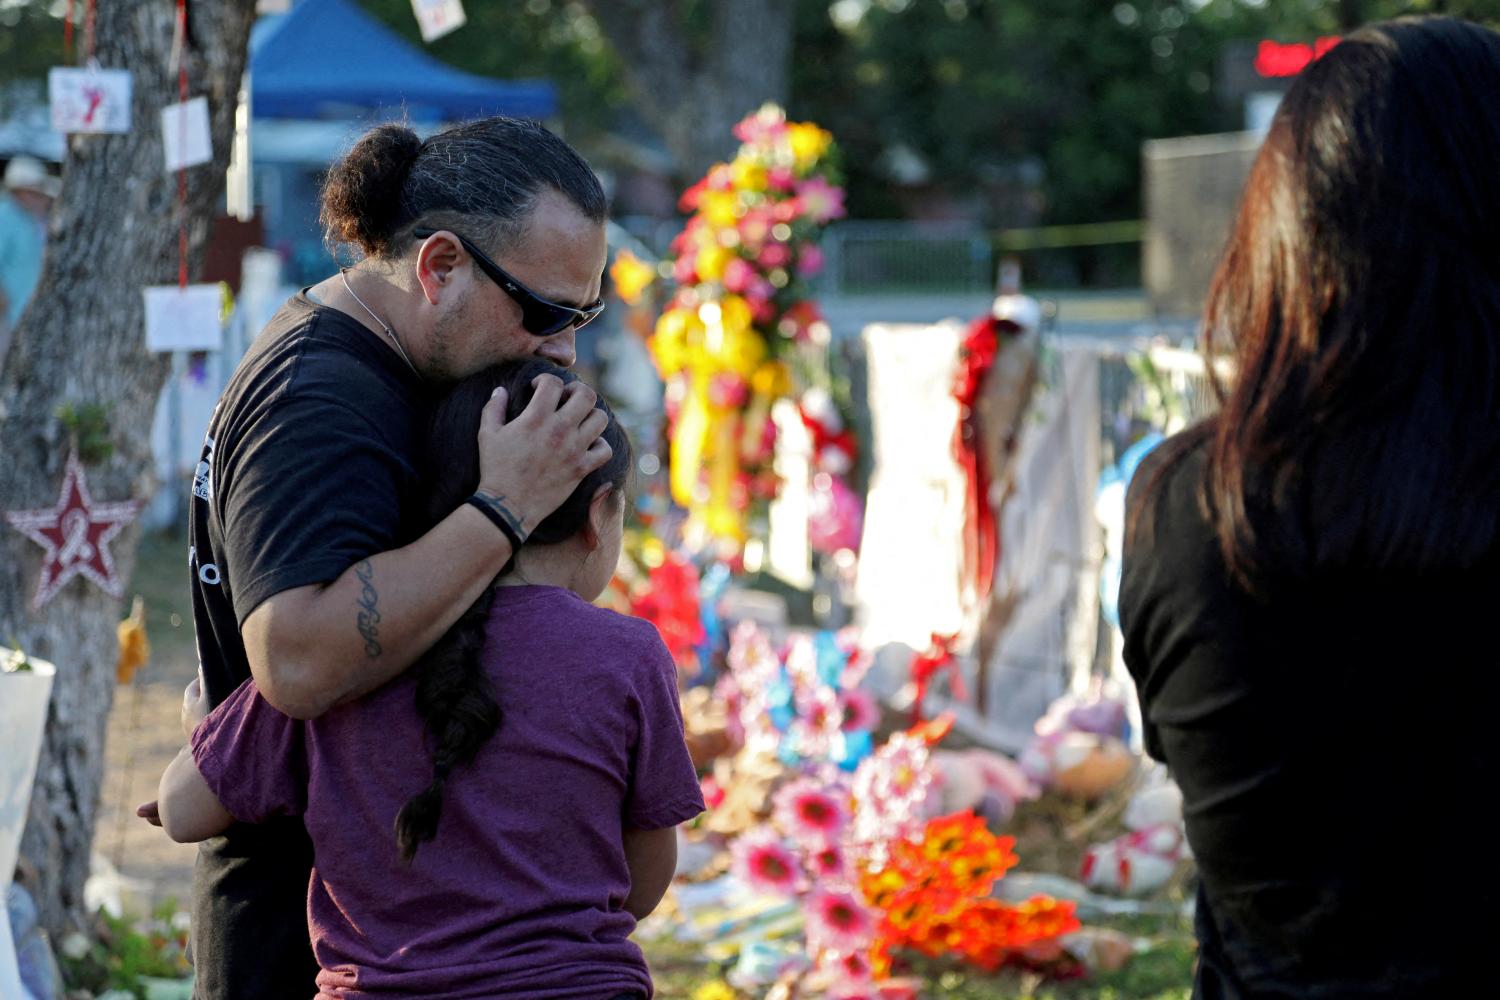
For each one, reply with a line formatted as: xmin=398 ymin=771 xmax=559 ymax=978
xmin=768 ymin=166 xmax=797 ymax=192
xmin=738 ymin=206 xmax=775 ymax=248
xmin=819 ymin=948 xmax=875 ymax=989
xmin=795 ymin=680 xmax=842 ymax=735
xmin=708 ymin=373 xmax=751 ymax=409
xmin=701 ymin=776 xmax=726 ymax=810
xmin=805 ymin=889 xmax=875 ymax=953
xmin=750 ymin=295 xmax=778 ymax=327
xmin=734 ymin=107 xmax=788 ymax=145
xmin=707 ymin=162 xmax=736 ymax=191
xmin=805 ymin=839 xmax=853 ymax=884
xmin=797 ymin=176 xmax=847 ymax=224
xmin=672 ymin=254 xmax=698 ymax=285
xmin=839 ymin=688 xmax=880 ymax=732
xmin=774 ymin=778 xmax=847 ymax=841
xmin=743 ymin=274 xmax=776 ymax=305
xmin=757 ymin=241 xmax=793 ymax=270
xmin=797 ymin=243 xmax=825 ymax=278
xmin=731 ymin=829 xmax=803 ymax=896
xmin=721 ymin=256 xmax=757 ymax=294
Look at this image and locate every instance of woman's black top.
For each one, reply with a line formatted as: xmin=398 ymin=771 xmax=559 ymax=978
xmin=1121 ymin=438 xmax=1495 ymax=999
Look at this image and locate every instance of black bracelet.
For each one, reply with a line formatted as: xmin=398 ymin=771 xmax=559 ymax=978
xmin=466 ymin=492 xmax=527 ymax=554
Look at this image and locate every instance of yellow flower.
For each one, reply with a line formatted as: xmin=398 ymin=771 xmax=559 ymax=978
xmin=691 ymin=982 xmax=738 ymax=1000
xmin=700 ymin=190 xmax=741 ymax=229
xmin=694 ymin=244 xmax=734 ymax=283
xmin=717 ymin=293 xmax=753 ymax=335
xmin=650 ymin=307 xmax=701 ymax=377
xmin=730 ymin=157 xmax=768 ymax=193
xmin=712 ymin=323 xmax=767 ymax=376
xmin=608 ymin=250 xmax=656 ymax=307
xmin=750 ymin=360 xmax=792 ymax=397
xmin=788 ymin=122 xmax=832 ymax=171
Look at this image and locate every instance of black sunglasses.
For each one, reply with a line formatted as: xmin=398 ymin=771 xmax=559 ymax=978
xmin=412 ymin=228 xmax=605 ymax=338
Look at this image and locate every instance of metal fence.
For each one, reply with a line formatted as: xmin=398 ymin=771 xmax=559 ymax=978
xmin=820 ymin=221 xmax=994 ymax=296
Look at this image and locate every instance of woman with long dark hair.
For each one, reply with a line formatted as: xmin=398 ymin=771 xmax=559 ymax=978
xmin=155 ymin=361 xmax=704 ymax=999
xmin=1122 ymin=16 xmax=1500 ymax=998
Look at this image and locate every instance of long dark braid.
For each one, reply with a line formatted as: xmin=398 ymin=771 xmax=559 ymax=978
xmin=393 ymin=360 xmax=632 ymax=861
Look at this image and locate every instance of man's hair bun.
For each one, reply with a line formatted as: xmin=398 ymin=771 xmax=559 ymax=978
xmin=319 ymin=123 xmax=423 ymax=258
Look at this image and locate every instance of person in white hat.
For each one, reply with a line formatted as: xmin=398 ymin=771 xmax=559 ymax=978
xmin=0 ymin=155 xmax=60 ymax=352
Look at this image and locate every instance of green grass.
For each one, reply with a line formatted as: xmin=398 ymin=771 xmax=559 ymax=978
xmin=642 ymin=910 xmax=1195 ymax=999
xmin=124 ymin=526 xmax=199 ymax=674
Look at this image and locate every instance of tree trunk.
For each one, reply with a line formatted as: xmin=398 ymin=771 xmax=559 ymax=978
xmin=0 ymin=0 xmax=256 ymax=937
xmin=580 ymin=0 xmax=795 ymax=183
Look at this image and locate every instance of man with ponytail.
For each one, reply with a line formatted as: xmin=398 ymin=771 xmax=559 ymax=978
xmin=146 ymin=117 xmax=617 ymax=998
xmin=156 ymin=362 xmax=703 ymax=1000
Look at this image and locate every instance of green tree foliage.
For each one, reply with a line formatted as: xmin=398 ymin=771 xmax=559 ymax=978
xmin=8 ymin=0 xmax=1500 ymax=229
xmin=358 ymin=0 xmax=631 ymax=146
xmin=0 ymin=1 xmax=64 ymax=104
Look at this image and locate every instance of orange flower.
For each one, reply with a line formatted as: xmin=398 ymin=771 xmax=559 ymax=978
xmin=859 ymin=867 xmax=908 ymax=911
xmin=920 ymin=811 xmax=986 ymax=858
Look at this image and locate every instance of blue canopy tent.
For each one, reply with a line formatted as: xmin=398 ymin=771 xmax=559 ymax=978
xmin=245 ymin=0 xmax=558 ymax=280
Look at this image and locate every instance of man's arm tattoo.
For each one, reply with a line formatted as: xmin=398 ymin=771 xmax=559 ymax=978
xmin=354 ymin=558 xmax=382 ymax=657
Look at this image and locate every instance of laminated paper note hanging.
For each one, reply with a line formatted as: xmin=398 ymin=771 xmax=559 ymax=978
xmin=143 ymin=285 xmax=223 ymax=352
xmin=49 ymin=66 xmax=132 ymax=135
xmin=161 ymin=97 xmax=213 ymax=171
xmin=411 ymin=0 xmax=466 ymax=43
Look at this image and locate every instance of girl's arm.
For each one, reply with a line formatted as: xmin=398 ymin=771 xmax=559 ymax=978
xmin=622 ymin=826 xmax=678 ymax=920
xmin=158 ymin=746 xmax=235 ymax=844
xmin=155 ymin=672 xmax=235 ymax=843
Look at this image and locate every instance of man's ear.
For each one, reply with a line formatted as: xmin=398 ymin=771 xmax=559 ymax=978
xmin=413 ymin=231 xmax=467 ymax=305
xmin=582 ymin=484 xmax=614 ymax=551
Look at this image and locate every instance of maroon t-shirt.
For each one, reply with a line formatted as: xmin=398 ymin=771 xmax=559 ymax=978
xmin=191 ymin=585 xmax=705 ymax=999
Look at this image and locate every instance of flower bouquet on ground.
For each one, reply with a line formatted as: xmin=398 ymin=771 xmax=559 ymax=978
xmin=668 ymin=623 xmax=1085 ymax=994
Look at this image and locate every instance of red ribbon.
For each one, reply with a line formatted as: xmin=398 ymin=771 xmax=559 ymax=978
xmin=63 ymin=0 xmax=96 ymax=65
xmin=175 ymin=0 xmax=190 ymax=288
xmin=952 ymin=314 xmax=1002 ymax=601
xmin=797 ymin=403 xmax=857 ymax=473
xmin=909 ymin=632 xmax=963 ymax=724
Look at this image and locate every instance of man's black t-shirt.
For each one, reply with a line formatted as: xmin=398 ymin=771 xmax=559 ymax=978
xmin=1121 ymin=439 xmax=1495 ymax=999
xmin=187 ymin=292 xmax=427 ymax=999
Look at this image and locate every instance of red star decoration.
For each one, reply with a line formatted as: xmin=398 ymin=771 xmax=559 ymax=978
xmin=4 ymin=450 xmax=142 ymax=609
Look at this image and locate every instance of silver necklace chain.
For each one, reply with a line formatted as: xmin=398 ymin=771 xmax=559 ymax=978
xmin=340 ymin=268 xmax=422 ymax=380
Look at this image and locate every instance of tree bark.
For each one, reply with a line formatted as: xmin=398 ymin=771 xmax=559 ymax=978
xmin=580 ymin=0 xmax=795 ymax=183
xmin=0 ymin=0 xmax=256 ymax=937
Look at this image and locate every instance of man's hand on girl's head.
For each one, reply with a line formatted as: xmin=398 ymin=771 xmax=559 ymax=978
xmin=475 ymin=374 xmax=612 ymax=535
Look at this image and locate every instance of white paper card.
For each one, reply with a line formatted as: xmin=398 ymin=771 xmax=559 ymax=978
xmin=411 ymin=0 xmax=466 ymax=43
xmin=143 ymin=285 xmax=223 ymax=352
xmin=48 ymin=66 xmax=132 ymax=135
xmin=161 ymin=97 xmax=212 ymax=171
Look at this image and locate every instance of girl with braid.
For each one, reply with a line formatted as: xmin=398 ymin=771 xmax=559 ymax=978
xmin=155 ymin=360 xmax=705 ymax=1000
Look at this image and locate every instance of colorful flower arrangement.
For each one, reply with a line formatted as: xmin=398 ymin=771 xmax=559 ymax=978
xmin=718 ymin=622 xmax=875 ymax=770
xmin=861 ymin=811 xmax=1080 ymax=977
xmin=650 ymin=104 xmax=846 ymax=550
xmin=703 ymin=626 xmax=1080 ymax=991
xmin=726 ymin=791 xmax=1079 ymax=989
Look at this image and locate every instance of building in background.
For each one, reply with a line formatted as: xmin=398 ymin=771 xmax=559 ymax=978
xmin=1143 ymin=34 xmax=1340 ymax=324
